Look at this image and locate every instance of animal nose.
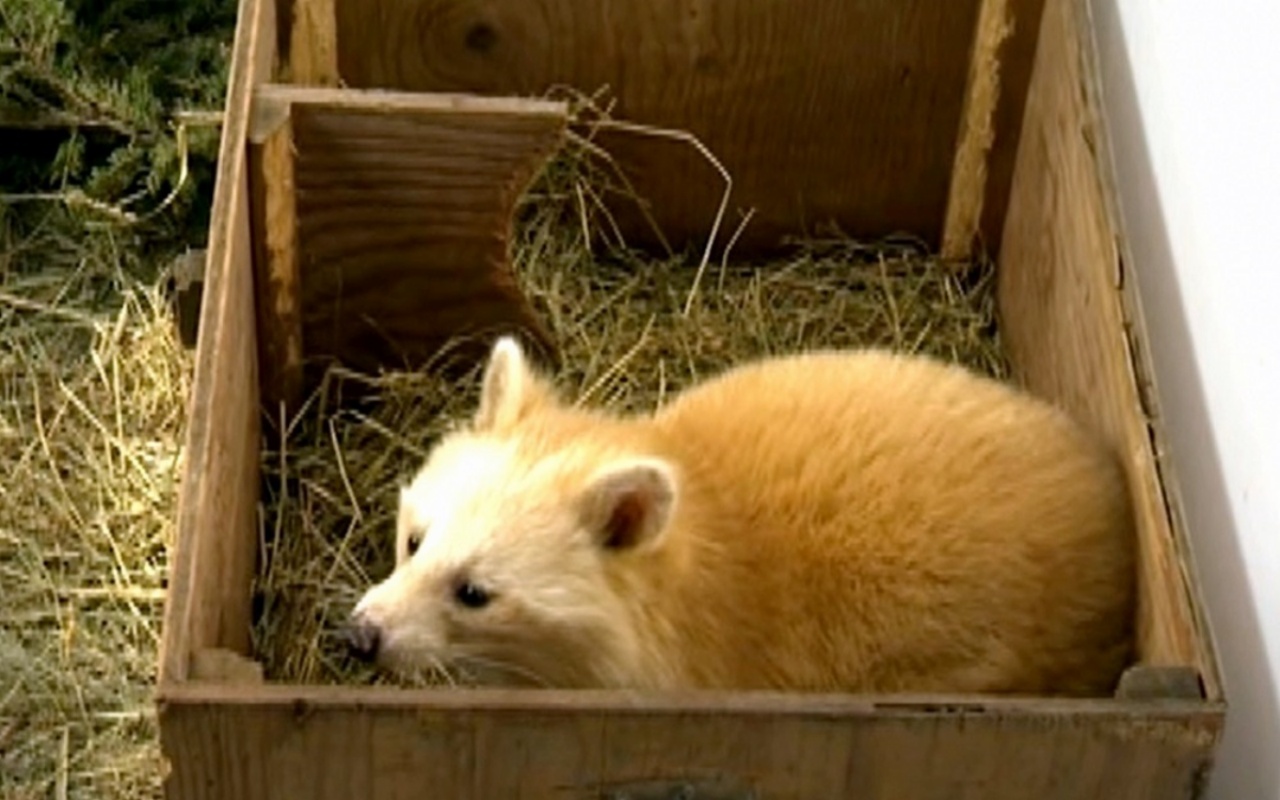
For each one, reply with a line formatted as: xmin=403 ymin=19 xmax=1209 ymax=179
xmin=344 ymin=613 xmax=381 ymax=662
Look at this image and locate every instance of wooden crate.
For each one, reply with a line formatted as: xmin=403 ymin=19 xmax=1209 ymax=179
xmin=157 ymin=0 xmax=1228 ymax=796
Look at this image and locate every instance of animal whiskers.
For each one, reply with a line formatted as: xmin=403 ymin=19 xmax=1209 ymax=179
xmin=447 ymin=648 xmax=557 ymax=689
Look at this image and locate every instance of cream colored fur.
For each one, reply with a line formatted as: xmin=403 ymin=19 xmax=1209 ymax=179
xmin=352 ymin=336 xmax=1136 ymax=696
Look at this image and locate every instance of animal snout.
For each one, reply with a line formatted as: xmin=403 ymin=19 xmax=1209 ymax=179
xmin=344 ymin=611 xmax=381 ymax=662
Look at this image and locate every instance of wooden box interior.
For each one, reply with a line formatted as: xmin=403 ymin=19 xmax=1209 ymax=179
xmin=156 ymin=0 xmax=1227 ymax=796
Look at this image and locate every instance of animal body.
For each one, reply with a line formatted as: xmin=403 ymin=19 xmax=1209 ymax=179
xmin=346 ymin=336 xmax=1136 ymax=696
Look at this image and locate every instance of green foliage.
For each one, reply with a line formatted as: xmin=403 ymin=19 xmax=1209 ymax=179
xmin=1 ymin=0 xmax=237 ymax=264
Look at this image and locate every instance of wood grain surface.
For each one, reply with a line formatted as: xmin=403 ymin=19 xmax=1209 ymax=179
xmin=997 ymin=0 xmax=1221 ymax=698
xmin=287 ymin=0 xmax=337 ymax=85
xmin=158 ymin=683 xmax=1221 ymax=800
xmin=252 ymin=84 xmax=567 ymax=383
xmin=329 ymin=0 xmax=985 ymax=255
xmin=977 ymin=0 xmax=1050 ymax=255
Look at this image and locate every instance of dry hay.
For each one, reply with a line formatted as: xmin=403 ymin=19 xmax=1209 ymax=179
xmin=251 ymin=95 xmax=1011 ymax=687
xmin=0 ymin=228 xmax=191 ymax=798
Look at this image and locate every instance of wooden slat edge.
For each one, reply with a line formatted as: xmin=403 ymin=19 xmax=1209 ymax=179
xmin=155 ymin=680 xmax=1224 ymax=721
xmin=977 ymin=0 xmax=1050 ymax=258
xmin=1069 ymin=0 xmax=1225 ymax=702
xmin=942 ymin=0 xmax=1049 ymax=261
xmin=254 ymin=82 xmax=568 ymax=118
xmin=158 ymin=683 xmax=1222 ymax=800
xmin=248 ymin=104 xmax=303 ymax=418
xmin=995 ymin=0 xmax=1217 ymax=704
xmin=157 ymin=0 xmax=277 ymax=687
xmin=287 ymin=0 xmax=338 ymax=86
xmin=942 ymin=0 xmax=1014 ymax=260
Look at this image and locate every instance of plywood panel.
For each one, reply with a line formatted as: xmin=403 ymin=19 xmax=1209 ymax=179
xmin=255 ymin=85 xmax=567 ymax=380
xmin=330 ymin=0 xmax=984 ymax=254
xmin=158 ymin=684 xmax=1220 ymax=800
xmin=996 ymin=0 xmax=1220 ymax=699
xmin=159 ymin=0 xmax=275 ymax=685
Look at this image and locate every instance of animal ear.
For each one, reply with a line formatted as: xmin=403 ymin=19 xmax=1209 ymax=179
xmin=579 ymin=458 xmax=678 ymax=553
xmin=474 ymin=335 xmax=553 ymax=432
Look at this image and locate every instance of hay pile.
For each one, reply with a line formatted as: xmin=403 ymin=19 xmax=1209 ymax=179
xmin=0 ymin=243 xmax=190 ymax=798
xmin=250 ymin=107 xmax=1010 ymax=686
xmin=2 ymin=0 xmax=230 ymax=793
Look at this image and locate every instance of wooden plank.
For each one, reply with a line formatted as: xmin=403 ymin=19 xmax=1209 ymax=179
xmin=596 ymin=711 xmax=856 ymax=798
xmin=158 ymin=0 xmax=276 ymax=686
xmin=995 ymin=0 xmax=1221 ymax=699
xmin=157 ymin=683 xmax=1221 ymax=800
xmin=473 ymin=708 xmax=605 ymax=797
xmin=247 ymin=103 xmax=304 ymax=418
xmin=288 ymin=0 xmax=338 ymax=85
xmin=1071 ymin=16 xmax=1229 ymax=707
xmin=330 ymin=0 xmax=985 ymax=255
xmin=255 ymin=84 xmax=566 ymax=380
xmin=942 ymin=0 xmax=1015 ymax=261
xmin=978 ymin=0 xmax=1050 ymax=256
xmin=941 ymin=0 xmax=1048 ymax=261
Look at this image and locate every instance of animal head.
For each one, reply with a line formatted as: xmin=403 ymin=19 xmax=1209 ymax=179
xmin=345 ymin=335 xmax=679 ymax=688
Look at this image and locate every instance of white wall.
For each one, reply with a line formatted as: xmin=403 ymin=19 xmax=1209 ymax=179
xmin=1091 ymin=1 xmax=1280 ymax=797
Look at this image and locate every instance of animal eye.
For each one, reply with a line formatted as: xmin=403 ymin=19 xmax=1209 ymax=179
xmin=452 ymin=580 xmax=491 ymax=609
xmin=405 ymin=532 xmax=423 ymax=556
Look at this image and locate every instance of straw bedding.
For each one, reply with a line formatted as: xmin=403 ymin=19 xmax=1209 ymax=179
xmin=249 ymin=109 xmax=1011 ymax=686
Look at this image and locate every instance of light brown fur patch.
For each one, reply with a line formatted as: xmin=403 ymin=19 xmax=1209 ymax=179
xmin=359 ymin=339 xmax=1136 ymax=696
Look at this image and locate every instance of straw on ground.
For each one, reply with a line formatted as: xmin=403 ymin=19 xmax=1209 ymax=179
xmin=1 ymin=236 xmax=190 ymax=798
